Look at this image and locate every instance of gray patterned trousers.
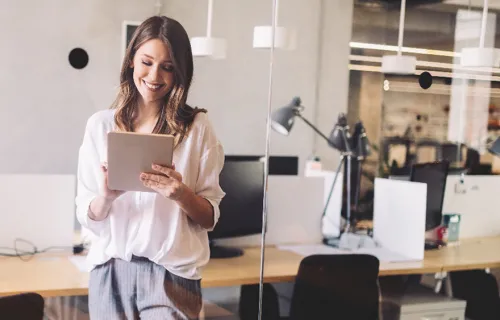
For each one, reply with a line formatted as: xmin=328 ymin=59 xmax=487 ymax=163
xmin=89 ymin=256 xmax=202 ymax=320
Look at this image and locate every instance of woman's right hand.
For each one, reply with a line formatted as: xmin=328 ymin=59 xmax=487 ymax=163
xmin=100 ymin=162 xmax=125 ymax=201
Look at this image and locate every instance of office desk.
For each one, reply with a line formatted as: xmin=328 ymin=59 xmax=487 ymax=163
xmin=0 ymin=253 xmax=89 ymax=298
xmin=426 ymin=236 xmax=500 ymax=272
xmin=0 ymin=238 xmax=498 ymax=298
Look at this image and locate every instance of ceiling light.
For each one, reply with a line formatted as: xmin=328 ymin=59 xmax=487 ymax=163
xmin=253 ymin=0 xmax=293 ymax=49
xmin=380 ymin=0 xmax=417 ymax=74
xmin=190 ymin=0 xmax=227 ymax=59
xmin=460 ymin=0 xmax=500 ymax=68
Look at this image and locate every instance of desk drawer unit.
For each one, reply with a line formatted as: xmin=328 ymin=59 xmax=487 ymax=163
xmin=382 ymin=286 xmax=466 ymax=320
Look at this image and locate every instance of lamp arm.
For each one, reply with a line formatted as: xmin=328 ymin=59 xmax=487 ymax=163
xmin=296 ymin=113 xmax=332 ymax=144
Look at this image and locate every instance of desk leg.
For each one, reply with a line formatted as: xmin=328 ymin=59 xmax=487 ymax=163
xmin=433 ymin=272 xmax=453 ymax=297
xmin=434 ymin=272 xmax=453 ymax=297
xmin=434 ymin=272 xmax=443 ymax=294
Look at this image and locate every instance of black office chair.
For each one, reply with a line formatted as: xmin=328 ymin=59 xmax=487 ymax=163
xmin=449 ymin=270 xmax=500 ymax=320
xmin=0 ymin=293 xmax=45 ymax=320
xmin=289 ymin=254 xmax=380 ymax=320
xmin=239 ymin=254 xmax=381 ymax=320
xmin=415 ymin=139 xmax=443 ymax=163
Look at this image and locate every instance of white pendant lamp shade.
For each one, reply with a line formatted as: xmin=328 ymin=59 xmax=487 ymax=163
xmin=460 ymin=0 xmax=500 ymax=67
xmin=191 ymin=37 xmax=226 ymax=59
xmin=252 ymin=26 xmax=288 ymax=49
xmin=190 ymin=0 xmax=227 ymax=59
xmin=381 ymin=55 xmax=417 ymax=74
xmin=381 ymin=0 xmax=417 ymax=74
xmin=252 ymin=0 xmax=294 ymax=50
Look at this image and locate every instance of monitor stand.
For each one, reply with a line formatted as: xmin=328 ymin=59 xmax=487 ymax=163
xmin=209 ymin=240 xmax=244 ymax=259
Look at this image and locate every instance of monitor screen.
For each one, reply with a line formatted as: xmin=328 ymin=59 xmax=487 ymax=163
xmin=409 ymin=161 xmax=449 ymax=231
xmin=208 ymin=159 xmax=264 ymax=239
xmin=224 ymin=155 xmax=298 ymax=175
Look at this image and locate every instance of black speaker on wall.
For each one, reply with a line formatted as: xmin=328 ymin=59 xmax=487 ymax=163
xmin=225 ymin=155 xmax=298 ymax=176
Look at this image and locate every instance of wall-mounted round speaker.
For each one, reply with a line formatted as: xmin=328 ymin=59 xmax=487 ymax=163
xmin=69 ymin=48 xmax=89 ymax=69
xmin=418 ymin=71 xmax=432 ymax=89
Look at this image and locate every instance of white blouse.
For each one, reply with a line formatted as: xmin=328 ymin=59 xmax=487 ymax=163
xmin=75 ymin=109 xmax=225 ymax=280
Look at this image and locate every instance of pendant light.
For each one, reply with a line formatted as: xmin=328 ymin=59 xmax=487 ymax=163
xmin=252 ymin=0 xmax=290 ymax=49
xmin=460 ymin=0 xmax=500 ymax=67
xmin=381 ymin=0 xmax=417 ymax=74
xmin=190 ymin=0 xmax=227 ymax=59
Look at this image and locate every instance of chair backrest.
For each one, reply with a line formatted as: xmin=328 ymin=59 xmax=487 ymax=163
xmin=289 ymin=254 xmax=380 ymax=320
xmin=415 ymin=139 xmax=443 ymax=163
xmin=0 ymin=293 xmax=44 ymax=320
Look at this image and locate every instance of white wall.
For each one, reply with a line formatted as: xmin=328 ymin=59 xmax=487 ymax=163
xmin=0 ymin=0 xmax=274 ymax=175
xmin=0 ymin=0 xmax=157 ymax=174
xmin=0 ymin=0 xmax=353 ymax=176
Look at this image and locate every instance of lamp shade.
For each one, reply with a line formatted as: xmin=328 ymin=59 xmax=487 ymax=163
xmin=381 ymin=55 xmax=417 ymax=74
xmin=352 ymin=121 xmax=371 ymax=158
xmin=190 ymin=37 xmax=227 ymax=59
xmin=271 ymin=97 xmax=301 ymax=135
xmin=488 ymin=136 xmax=500 ymax=156
xmin=328 ymin=114 xmax=351 ymax=152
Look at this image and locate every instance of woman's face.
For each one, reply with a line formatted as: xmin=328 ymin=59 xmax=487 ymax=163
xmin=131 ymin=39 xmax=175 ymax=104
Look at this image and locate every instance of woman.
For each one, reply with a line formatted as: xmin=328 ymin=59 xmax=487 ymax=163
xmin=75 ymin=15 xmax=225 ymax=319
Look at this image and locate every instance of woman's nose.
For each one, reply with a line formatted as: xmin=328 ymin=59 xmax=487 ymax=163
xmin=149 ymin=65 xmax=160 ymax=80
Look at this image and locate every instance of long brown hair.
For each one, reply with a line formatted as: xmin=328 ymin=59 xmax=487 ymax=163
xmin=111 ymin=15 xmax=206 ymax=147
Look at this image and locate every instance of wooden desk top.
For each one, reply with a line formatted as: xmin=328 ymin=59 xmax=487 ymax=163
xmin=0 ymin=253 xmax=89 ymax=297
xmin=0 ymin=238 xmax=497 ymax=298
xmin=426 ymin=236 xmax=500 ymax=272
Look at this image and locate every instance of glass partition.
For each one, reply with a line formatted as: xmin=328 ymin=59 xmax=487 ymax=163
xmin=260 ymin=0 xmax=500 ymax=318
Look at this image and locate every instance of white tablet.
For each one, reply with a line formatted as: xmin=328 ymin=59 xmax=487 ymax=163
xmin=107 ymin=131 xmax=174 ymax=192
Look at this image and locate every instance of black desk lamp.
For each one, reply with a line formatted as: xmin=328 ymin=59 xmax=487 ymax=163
xmin=271 ymin=97 xmax=363 ymax=238
xmin=271 ymin=97 xmax=333 ymax=143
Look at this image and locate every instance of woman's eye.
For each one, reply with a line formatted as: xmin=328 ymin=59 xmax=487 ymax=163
xmin=141 ymin=61 xmax=152 ymax=66
xmin=163 ymin=65 xmax=174 ymax=72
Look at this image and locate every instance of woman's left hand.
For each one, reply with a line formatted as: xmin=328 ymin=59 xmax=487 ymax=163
xmin=140 ymin=163 xmax=186 ymax=200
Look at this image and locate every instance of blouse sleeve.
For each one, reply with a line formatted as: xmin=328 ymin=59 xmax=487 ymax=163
xmin=194 ymin=116 xmax=226 ymax=231
xmin=74 ymin=116 xmax=110 ymax=237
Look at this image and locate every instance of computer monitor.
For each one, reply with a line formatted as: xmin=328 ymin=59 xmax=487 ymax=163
xmin=219 ymin=155 xmax=298 ymax=175
xmin=208 ymin=157 xmax=264 ymax=258
xmin=409 ymin=161 xmax=449 ymax=249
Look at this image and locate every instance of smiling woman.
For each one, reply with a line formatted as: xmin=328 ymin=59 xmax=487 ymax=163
xmin=75 ymin=15 xmax=225 ymax=319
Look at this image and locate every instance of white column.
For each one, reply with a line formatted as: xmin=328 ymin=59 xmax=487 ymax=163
xmin=448 ymin=9 xmax=496 ymax=152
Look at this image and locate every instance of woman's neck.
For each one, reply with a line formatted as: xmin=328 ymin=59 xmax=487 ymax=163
xmin=135 ymin=98 xmax=162 ymax=133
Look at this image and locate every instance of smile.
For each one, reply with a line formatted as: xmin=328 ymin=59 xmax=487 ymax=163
xmin=143 ymin=80 xmax=164 ymax=92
